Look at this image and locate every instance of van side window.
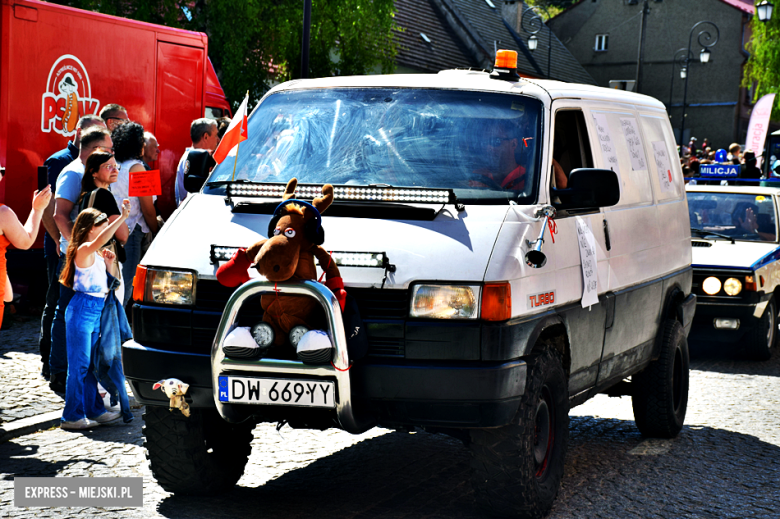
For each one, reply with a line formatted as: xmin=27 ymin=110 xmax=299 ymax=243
xmin=552 ymin=110 xmax=593 ymax=189
xmin=592 ymin=110 xmax=653 ymax=207
xmin=640 ymin=115 xmax=683 ymax=201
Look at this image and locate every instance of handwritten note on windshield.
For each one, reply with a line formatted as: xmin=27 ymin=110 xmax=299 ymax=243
xmin=592 ymin=113 xmax=620 ymax=176
xmin=652 ymin=141 xmax=674 ymax=193
xmin=620 ymin=117 xmax=647 ymax=171
xmin=576 ymin=217 xmax=599 ymax=308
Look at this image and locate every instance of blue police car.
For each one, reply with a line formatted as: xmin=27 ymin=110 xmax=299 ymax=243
xmin=686 ymin=183 xmax=780 ymax=359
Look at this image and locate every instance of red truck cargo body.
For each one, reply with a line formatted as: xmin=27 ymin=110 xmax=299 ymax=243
xmin=0 ymin=0 xmax=231 ymax=245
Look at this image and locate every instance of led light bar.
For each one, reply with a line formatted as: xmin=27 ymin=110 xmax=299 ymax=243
xmin=227 ymin=183 xmax=453 ymax=204
xmin=211 ymin=245 xmax=240 ymax=264
xmin=211 ymin=245 xmax=393 ymax=270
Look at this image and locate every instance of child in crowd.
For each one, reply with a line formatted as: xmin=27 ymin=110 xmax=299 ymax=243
xmin=59 ymin=201 xmax=130 ymax=430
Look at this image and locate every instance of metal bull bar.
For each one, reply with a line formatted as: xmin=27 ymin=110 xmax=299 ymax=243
xmin=210 ymin=279 xmax=373 ymax=434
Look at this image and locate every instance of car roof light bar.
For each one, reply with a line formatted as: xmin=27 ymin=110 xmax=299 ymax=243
xmin=226 ymin=183 xmax=454 ymax=205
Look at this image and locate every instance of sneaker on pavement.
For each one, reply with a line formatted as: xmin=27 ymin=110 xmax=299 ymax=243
xmin=92 ymin=411 xmax=122 ymax=424
xmin=61 ymin=418 xmax=100 ymax=430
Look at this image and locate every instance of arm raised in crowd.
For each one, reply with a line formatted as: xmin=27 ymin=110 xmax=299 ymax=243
xmin=0 ymin=186 xmax=51 ymax=250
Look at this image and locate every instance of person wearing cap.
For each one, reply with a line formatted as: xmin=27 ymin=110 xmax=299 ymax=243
xmin=688 ymin=136 xmax=698 ymax=155
xmin=741 ymin=150 xmax=761 ymax=179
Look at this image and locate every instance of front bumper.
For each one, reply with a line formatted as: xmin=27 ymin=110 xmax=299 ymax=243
xmin=123 ymin=280 xmax=528 ymax=430
xmin=689 ymin=296 xmax=771 ymax=344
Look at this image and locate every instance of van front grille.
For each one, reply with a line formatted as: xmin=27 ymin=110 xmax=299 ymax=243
xmin=193 ymin=280 xmax=409 ymax=357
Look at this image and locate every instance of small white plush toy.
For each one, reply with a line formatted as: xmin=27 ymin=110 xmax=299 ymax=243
xmin=153 ymin=378 xmax=191 ymax=417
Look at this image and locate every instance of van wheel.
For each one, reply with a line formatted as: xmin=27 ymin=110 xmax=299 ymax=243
xmin=743 ymin=298 xmax=777 ymax=361
xmin=468 ymin=347 xmax=569 ymax=519
xmin=143 ymin=406 xmax=254 ymax=494
xmin=631 ymin=319 xmax=689 ymax=438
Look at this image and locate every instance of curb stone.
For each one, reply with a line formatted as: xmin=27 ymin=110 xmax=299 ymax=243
xmin=0 ymin=410 xmax=62 ymax=443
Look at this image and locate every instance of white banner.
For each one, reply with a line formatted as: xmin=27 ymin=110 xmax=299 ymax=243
xmin=746 ymin=93 xmax=775 ymax=168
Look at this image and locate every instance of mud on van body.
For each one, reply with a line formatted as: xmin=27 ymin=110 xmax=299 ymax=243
xmin=124 ymin=69 xmax=695 ymax=518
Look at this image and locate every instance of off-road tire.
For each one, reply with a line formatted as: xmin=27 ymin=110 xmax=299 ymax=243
xmin=632 ymin=319 xmax=689 ymax=438
xmin=468 ymin=346 xmax=569 ymax=519
xmin=743 ymin=298 xmax=776 ymax=361
xmin=143 ymin=406 xmax=254 ymax=495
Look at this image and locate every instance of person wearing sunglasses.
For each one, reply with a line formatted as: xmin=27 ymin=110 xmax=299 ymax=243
xmin=0 ymin=165 xmax=52 ymax=328
xmin=99 ymin=103 xmax=129 ymax=132
xmin=77 ymin=152 xmax=130 ymax=299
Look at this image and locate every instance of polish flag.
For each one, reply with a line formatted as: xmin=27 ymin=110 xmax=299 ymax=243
xmin=213 ymin=93 xmax=249 ymax=164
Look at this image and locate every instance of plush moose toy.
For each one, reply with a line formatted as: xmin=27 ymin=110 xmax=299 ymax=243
xmin=216 ymin=179 xmax=346 ymax=352
xmin=153 ymin=378 xmax=191 ymax=417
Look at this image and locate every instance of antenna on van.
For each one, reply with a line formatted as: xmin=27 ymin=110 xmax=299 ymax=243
xmin=525 ymin=205 xmax=556 ymax=269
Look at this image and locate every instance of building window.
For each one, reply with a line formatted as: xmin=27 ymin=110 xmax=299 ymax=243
xmin=595 ymin=34 xmax=608 ymax=52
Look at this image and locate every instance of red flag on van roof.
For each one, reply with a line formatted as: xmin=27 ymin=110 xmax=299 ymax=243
xmin=213 ymin=92 xmax=248 ymax=164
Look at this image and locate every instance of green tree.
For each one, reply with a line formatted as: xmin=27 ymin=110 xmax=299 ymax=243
xmin=525 ymin=0 xmax=577 ymax=20
xmin=49 ymin=0 xmax=398 ymax=109
xmin=743 ymin=14 xmax=780 ymax=119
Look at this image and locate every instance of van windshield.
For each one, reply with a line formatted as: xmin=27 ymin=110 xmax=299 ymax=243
xmin=206 ymin=88 xmax=543 ymax=204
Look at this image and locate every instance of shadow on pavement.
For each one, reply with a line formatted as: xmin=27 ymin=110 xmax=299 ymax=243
xmin=689 ymin=343 xmax=780 ymax=377
xmin=154 ymin=416 xmax=780 ymax=519
xmin=0 ymin=442 xmax=71 ymax=480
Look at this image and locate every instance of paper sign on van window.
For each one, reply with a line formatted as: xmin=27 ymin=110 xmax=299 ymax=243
xmin=592 ymin=113 xmax=621 ymax=178
xmin=129 ymin=170 xmax=162 ymax=197
xmin=651 ymin=141 xmax=674 ymax=193
xmin=620 ymin=117 xmax=647 ymax=171
xmin=576 ymin=217 xmax=599 ymax=308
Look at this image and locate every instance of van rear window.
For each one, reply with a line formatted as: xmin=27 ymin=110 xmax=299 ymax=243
xmin=207 ymin=88 xmax=543 ymax=204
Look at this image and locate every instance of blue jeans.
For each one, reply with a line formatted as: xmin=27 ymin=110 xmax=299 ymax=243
xmin=39 ymin=250 xmax=60 ymax=371
xmin=96 ymin=283 xmax=134 ymax=423
xmin=62 ymin=292 xmax=107 ymax=423
xmin=122 ymin=225 xmax=144 ymax=307
xmin=50 ymin=255 xmax=74 ymax=378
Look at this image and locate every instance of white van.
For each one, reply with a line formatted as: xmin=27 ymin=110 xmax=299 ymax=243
xmin=124 ymin=56 xmax=695 ymax=518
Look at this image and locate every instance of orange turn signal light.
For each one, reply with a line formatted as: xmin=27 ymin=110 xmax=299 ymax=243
xmin=745 ymin=275 xmax=757 ymax=292
xmin=133 ymin=265 xmax=148 ymax=302
xmin=482 ymin=282 xmax=512 ymax=321
xmin=495 ymin=50 xmax=518 ymax=69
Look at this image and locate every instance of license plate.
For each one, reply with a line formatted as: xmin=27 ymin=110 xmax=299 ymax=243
xmin=218 ymin=376 xmax=335 ymax=408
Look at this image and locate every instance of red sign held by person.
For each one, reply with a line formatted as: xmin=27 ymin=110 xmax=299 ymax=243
xmin=129 ymin=169 xmax=162 ymax=197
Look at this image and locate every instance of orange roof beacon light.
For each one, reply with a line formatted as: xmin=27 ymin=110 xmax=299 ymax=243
xmin=491 ymin=49 xmax=520 ymax=81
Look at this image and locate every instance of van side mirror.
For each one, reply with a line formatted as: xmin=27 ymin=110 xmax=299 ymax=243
xmin=551 ymin=168 xmax=620 ymax=211
xmin=183 ymin=150 xmax=216 ymax=193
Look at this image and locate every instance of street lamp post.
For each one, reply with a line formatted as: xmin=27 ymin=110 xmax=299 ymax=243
xmin=757 ymin=0 xmax=774 ymax=22
xmin=679 ymin=21 xmax=719 ymax=156
xmin=668 ymin=48 xmax=693 ymax=119
xmin=521 ymin=6 xmax=552 ymax=78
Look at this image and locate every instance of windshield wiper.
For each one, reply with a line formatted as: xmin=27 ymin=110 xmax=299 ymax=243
xmin=205 ymin=179 xmax=255 ymax=187
xmin=691 ymin=227 xmax=735 ymax=244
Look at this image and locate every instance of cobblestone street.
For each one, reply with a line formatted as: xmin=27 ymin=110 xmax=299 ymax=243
xmin=1 ymin=318 xmax=779 ymax=518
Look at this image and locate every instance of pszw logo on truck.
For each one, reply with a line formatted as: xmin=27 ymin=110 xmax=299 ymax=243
xmin=41 ymin=55 xmax=101 ymax=137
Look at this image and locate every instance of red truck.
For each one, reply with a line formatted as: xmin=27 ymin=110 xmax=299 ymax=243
xmin=0 ymin=0 xmax=231 ymax=241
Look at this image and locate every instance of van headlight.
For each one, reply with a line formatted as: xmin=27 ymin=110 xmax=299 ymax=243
xmin=135 ymin=267 xmax=196 ymax=305
xmin=410 ymin=284 xmax=480 ymax=319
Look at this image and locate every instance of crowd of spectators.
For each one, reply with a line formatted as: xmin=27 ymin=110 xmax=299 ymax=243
xmin=680 ymin=136 xmax=779 ymax=181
